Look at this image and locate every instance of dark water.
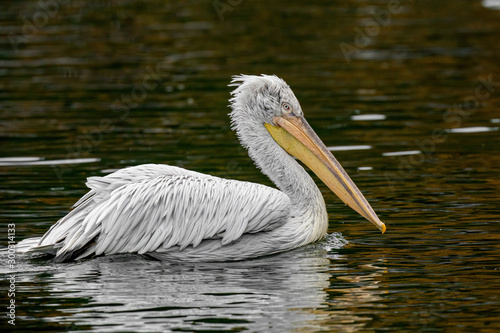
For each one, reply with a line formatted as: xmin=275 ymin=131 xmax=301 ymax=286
xmin=1 ymin=0 xmax=500 ymax=332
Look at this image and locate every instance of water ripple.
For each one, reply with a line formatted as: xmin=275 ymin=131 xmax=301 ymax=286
xmin=350 ymin=114 xmax=387 ymax=121
xmin=445 ymin=126 xmax=499 ymax=134
xmin=328 ymin=145 xmax=372 ymax=151
xmin=0 ymin=157 xmax=100 ymax=166
xmin=382 ymin=150 xmax=422 ymax=157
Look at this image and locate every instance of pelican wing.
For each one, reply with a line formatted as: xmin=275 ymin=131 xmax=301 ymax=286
xmin=35 ymin=164 xmax=291 ymax=262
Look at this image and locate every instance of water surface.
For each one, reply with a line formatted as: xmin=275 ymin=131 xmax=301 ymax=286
xmin=1 ymin=1 xmax=499 ymax=332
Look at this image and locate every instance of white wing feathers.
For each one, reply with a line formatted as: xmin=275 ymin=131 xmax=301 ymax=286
xmin=34 ymin=164 xmax=291 ymax=261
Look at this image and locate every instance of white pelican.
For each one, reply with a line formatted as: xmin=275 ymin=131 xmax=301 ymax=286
xmin=19 ymin=74 xmax=386 ymax=262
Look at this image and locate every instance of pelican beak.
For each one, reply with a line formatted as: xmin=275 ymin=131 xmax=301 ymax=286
xmin=265 ymin=114 xmax=386 ymax=233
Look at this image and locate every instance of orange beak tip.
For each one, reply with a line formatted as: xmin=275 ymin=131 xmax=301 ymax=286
xmin=381 ymin=223 xmax=387 ymax=234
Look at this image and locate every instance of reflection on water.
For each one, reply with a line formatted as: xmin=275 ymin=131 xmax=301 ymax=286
xmin=6 ymin=235 xmax=349 ymax=332
xmin=1 ymin=0 xmax=500 ymax=332
xmin=351 ymin=114 xmax=387 ymax=121
xmin=0 ymin=157 xmax=101 ymax=166
xmin=328 ymin=145 xmax=372 ymax=151
xmin=483 ymin=0 xmax=500 ymax=10
xmin=382 ymin=150 xmax=422 ymax=157
xmin=445 ymin=126 xmax=499 ymax=133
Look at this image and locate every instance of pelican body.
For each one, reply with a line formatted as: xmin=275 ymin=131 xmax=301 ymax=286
xmin=20 ymin=75 xmax=385 ymax=262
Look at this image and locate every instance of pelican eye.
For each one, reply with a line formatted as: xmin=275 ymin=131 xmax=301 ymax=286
xmin=282 ymin=102 xmax=292 ymax=113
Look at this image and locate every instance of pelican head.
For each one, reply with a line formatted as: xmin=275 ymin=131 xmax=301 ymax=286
xmin=229 ymin=74 xmax=386 ymax=233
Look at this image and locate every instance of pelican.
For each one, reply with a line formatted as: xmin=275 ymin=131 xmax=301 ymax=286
xmin=19 ymin=74 xmax=386 ymax=262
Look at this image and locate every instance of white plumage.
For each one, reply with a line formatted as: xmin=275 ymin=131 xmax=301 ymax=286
xmin=19 ymin=74 xmax=385 ymax=262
